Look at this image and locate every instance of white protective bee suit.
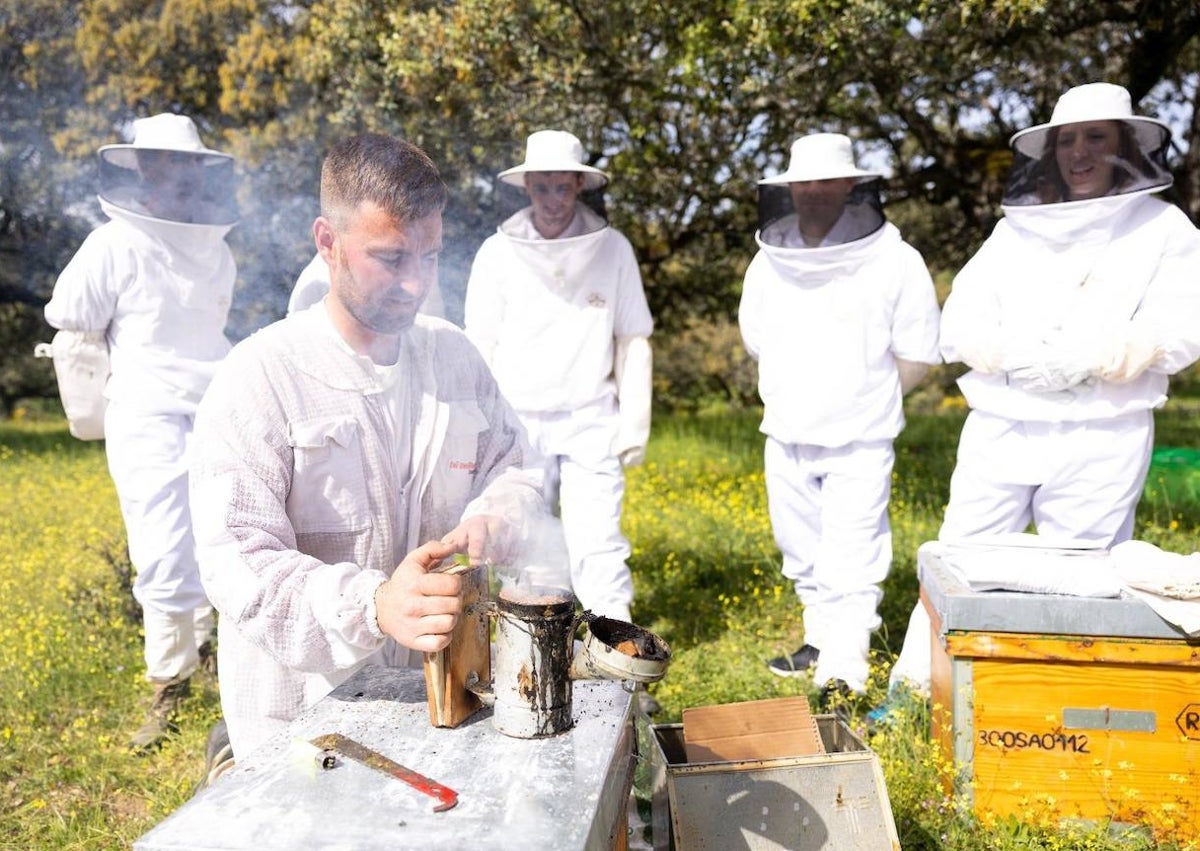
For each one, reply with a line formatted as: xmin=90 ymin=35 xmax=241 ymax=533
xmin=44 ymin=114 xmax=237 ymax=687
xmin=889 ymin=83 xmax=1200 ymax=693
xmin=740 ymin=135 xmax=941 ymax=694
xmin=190 ymin=304 xmax=544 ymax=757
xmin=465 ymin=201 xmax=653 ymax=622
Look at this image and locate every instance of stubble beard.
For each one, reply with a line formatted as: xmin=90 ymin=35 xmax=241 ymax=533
xmin=335 ymin=255 xmax=418 ymax=336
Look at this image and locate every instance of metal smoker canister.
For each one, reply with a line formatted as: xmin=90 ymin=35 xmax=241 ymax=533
xmin=492 ymin=589 xmax=576 ymax=738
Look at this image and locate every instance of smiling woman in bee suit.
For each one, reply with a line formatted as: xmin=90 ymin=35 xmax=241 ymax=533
xmin=887 ymin=82 xmax=1200 ymax=697
xmin=463 ymin=130 xmax=654 ymax=625
xmin=43 ymin=113 xmax=238 ymax=752
xmin=739 ymin=133 xmax=941 ymax=708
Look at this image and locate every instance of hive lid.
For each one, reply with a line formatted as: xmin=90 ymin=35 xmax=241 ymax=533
xmin=920 ymin=546 xmax=1189 ymax=640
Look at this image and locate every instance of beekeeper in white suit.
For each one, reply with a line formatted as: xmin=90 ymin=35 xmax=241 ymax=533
xmin=190 ymin=134 xmax=544 ymax=759
xmin=464 ymin=130 xmax=654 ymax=624
xmin=739 ymin=133 xmax=940 ymax=708
xmin=887 ymin=82 xmax=1200 ymax=698
xmin=43 ymin=113 xmax=238 ymax=751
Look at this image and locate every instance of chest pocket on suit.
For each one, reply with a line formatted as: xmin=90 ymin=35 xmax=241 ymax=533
xmin=288 ymin=417 xmax=371 ymax=533
xmin=436 ymin=402 xmax=490 ymax=507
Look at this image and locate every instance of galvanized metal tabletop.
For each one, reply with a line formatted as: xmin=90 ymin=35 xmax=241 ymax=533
xmin=134 ymin=665 xmax=636 ymax=850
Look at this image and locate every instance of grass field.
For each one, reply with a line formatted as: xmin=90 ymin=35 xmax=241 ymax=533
xmin=3 ymin=405 xmax=1200 ymax=849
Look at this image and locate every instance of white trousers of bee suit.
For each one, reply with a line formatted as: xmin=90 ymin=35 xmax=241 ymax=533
xmin=519 ymin=398 xmax=634 ymax=622
xmin=766 ymin=437 xmax=895 ymax=694
xmin=889 ymin=409 xmax=1153 ymax=692
xmin=104 ymin=403 xmax=214 ymax=682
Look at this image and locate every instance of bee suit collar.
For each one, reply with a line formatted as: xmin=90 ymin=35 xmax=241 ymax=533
xmin=496 ymin=204 xmax=611 ymax=290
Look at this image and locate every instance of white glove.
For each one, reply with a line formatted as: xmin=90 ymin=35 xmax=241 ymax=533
xmin=1005 ymin=340 xmax=1096 ymax=393
xmin=614 ymin=336 xmax=652 ymax=467
xmin=1098 ymin=330 xmax=1163 ymax=384
xmin=896 ymin=359 xmax=930 ymax=395
xmin=618 ymin=446 xmax=646 ymax=468
xmin=1006 ymin=360 xmax=1094 ymax=393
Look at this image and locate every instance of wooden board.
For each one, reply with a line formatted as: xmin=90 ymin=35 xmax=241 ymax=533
xmin=945 ymin=631 xmax=1200 ymax=667
xmin=682 ymin=696 xmax=824 ymax=763
xmin=423 ymin=564 xmax=490 ymax=727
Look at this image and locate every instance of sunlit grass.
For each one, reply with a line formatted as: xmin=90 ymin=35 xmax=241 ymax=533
xmin=628 ymin=403 xmax=1200 ymax=851
xmin=0 ymin=422 xmax=220 ymax=849
xmin=5 ymin=404 xmax=1200 ymax=848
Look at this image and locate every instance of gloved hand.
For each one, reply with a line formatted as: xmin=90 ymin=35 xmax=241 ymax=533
xmin=1005 ymin=345 xmax=1096 ymax=393
xmin=614 ymin=335 xmax=651 ymax=470
xmin=896 ymin=359 xmax=930 ymax=395
xmin=1098 ymin=331 xmax=1163 ymax=384
xmin=618 ymin=445 xmax=646 ymax=468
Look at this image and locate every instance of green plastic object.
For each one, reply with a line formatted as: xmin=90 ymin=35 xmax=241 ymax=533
xmin=1144 ymin=447 xmax=1200 ymax=504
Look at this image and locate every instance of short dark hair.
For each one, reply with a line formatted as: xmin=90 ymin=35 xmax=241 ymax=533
xmin=320 ymin=133 xmax=446 ymax=227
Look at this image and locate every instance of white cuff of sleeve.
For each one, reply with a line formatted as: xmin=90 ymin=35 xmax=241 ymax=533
xmin=356 ymin=572 xmax=388 ymax=641
xmin=309 ymin=565 xmax=389 ymax=659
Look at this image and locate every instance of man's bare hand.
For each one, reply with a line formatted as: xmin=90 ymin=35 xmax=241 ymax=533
xmin=441 ymin=514 xmax=517 ymax=566
xmin=375 ymin=539 xmax=463 ymax=652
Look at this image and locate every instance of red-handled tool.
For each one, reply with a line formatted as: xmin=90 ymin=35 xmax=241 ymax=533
xmin=311 ymin=732 xmax=459 ymax=812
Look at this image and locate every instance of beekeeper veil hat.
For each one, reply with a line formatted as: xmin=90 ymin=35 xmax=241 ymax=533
xmin=1003 ymin=82 xmax=1173 ymax=207
xmin=494 ymin=130 xmax=609 ymax=238
xmin=497 ymin=130 xmax=609 ymax=190
xmin=756 ymin=133 xmax=885 ymax=249
xmin=98 ymin=113 xmax=238 ymax=226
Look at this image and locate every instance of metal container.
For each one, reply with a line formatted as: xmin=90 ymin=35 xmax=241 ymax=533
xmin=920 ymin=550 xmax=1188 ymax=640
xmin=491 ymin=587 xmax=576 ymax=738
xmin=649 ymin=716 xmax=900 ymax=851
xmin=569 ymin=614 xmax=672 ymax=682
xmin=469 ymin=589 xmax=673 ymax=740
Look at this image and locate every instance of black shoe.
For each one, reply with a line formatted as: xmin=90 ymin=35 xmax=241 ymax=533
xmin=767 ymin=644 xmax=820 ymax=677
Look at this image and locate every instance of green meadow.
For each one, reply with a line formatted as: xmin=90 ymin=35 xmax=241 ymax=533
xmin=3 ymin=405 xmax=1200 ymax=850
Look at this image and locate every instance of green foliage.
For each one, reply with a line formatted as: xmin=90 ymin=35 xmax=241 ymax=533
xmin=0 ymin=303 xmax=57 ymax=416
xmin=6 ymin=0 xmax=1198 ymax=344
xmin=651 ymin=315 xmax=759 ymax=412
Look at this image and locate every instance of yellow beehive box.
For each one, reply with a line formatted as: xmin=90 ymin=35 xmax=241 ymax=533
xmin=920 ymin=549 xmax=1200 ymax=836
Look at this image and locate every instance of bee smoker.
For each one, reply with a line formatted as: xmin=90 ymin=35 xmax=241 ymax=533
xmin=466 ymin=585 xmax=671 ymax=739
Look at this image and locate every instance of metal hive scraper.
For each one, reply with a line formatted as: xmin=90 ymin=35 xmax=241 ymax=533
xmin=311 ymin=733 xmax=459 ymax=812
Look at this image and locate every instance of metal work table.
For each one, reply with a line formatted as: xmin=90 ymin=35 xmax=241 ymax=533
xmin=135 ymin=665 xmax=636 ymax=850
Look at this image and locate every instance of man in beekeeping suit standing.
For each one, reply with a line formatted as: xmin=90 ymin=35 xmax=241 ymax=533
xmin=464 ymin=130 xmax=654 ymax=627
xmin=44 ymin=113 xmax=238 ymax=752
xmin=739 ymin=133 xmax=940 ymax=710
